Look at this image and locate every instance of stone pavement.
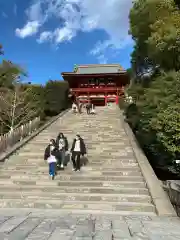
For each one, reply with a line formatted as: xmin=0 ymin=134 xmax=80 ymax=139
xmin=0 ymin=210 xmax=179 ymax=240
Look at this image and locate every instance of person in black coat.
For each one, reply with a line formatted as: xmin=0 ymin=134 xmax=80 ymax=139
xmin=70 ymin=134 xmax=86 ymax=171
xmin=86 ymin=102 xmax=91 ymax=114
xmin=56 ymin=132 xmax=69 ymax=169
xmin=44 ymin=139 xmax=58 ymax=180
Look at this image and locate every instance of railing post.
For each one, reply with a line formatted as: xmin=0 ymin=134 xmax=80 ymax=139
xmin=20 ymin=125 xmax=24 ymax=141
xmin=34 ymin=117 xmax=38 ymax=130
xmin=9 ymin=129 xmax=14 ymax=147
xmin=0 ymin=116 xmax=41 ymax=154
xmin=29 ymin=120 xmax=32 ymax=135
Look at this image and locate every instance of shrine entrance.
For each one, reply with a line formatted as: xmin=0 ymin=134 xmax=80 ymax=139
xmin=91 ymin=98 xmax=105 ymax=106
xmin=61 ymin=64 xmax=129 ymax=106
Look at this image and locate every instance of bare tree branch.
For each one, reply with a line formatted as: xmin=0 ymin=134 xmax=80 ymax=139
xmin=0 ymin=85 xmax=38 ymax=132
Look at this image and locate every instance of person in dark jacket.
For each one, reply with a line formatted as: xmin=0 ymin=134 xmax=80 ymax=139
xmin=56 ymin=133 xmax=69 ymax=169
xmin=86 ymin=102 xmax=91 ymax=114
xmin=44 ymin=139 xmax=58 ymax=180
xmin=70 ymin=134 xmax=86 ymax=171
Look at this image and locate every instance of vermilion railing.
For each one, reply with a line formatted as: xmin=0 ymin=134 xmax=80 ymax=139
xmin=71 ymin=87 xmax=123 ymax=92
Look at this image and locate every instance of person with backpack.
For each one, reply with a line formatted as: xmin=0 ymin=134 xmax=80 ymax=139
xmin=56 ymin=132 xmax=69 ymax=169
xmin=44 ymin=139 xmax=58 ymax=180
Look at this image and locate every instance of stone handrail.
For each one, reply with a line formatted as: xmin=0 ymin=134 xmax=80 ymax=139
xmin=0 ymin=109 xmax=69 ymax=163
xmin=162 ymin=180 xmax=180 ymax=217
xmin=0 ymin=117 xmax=40 ymax=153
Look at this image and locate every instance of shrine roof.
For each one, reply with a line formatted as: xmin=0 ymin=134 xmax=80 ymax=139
xmin=61 ymin=64 xmax=126 ymax=76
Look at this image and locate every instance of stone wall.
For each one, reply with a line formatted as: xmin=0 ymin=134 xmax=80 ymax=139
xmin=162 ymin=181 xmax=180 ymax=217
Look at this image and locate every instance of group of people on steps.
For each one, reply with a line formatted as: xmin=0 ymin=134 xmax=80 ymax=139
xmin=72 ymin=101 xmax=95 ymax=114
xmin=44 ymin=133 xmax=86 ymax=180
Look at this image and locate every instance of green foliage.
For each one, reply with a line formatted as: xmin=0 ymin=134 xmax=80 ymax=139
xmin=148 ymin=6 xmax=180 ymax=70
xmin=25 ymin=84 xmax=46 ymax=120
xmin=151 ymin=104 xmax=180 ymax=157
xmin=0 ymin=60 xmax=26 ymax=88
xmin=129 ymin=0 xmax=180 ymax=74
xmin=127 ymin=0 xmax=180 ymax=178
xmin=45 ymin=80 xmax=69 ymax=116
xmin=126 ymin=71 xmax=180 ymax=175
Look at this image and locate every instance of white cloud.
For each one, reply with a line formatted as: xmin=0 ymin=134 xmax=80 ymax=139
xmin=37 ymin=31 xmax=52 ymax=43
xmin=54 ymin=27 xmax=75 ymax=43
xmin=26 ymin=1 xmax=45 ymax=22
xmin=15 ymin=21 xmax=41 ymax=38
xmin=15 ymin=0 xmax=133 ymax=60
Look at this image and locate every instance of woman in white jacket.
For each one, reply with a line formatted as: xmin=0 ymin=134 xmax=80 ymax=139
xmin=44 ymin=139 xmax=58 ymax=180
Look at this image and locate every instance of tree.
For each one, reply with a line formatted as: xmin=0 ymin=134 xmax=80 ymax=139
xmin=151 ymin=104 xmax=180 ymax=158
xmin=45 ymin=80 xmax=69 ymax=116
xmin=23 ymin=83 xmax=46 ymax=120
xmin=0 ymin=60 xmax=26 ymax=88
xmin=129 ymin=0 xmax=179 ymax=74
xmin=148 ymin=7 xmax=180 ymax=71
xmin=0 ymin=44 xmax=27 ymax=88
xmin=126 ymin=0 xmax=180 ymax=177
xmin=0 ymin=84 xmax=40 ymax=133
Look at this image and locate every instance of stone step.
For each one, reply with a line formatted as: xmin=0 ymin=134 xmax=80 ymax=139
xmin=0 ymin=192 xmax=152 ymax=203
xmin=0 ymin=199 xmax=156 ymax=213
xmin=0 ymin=170 xmax=142 ymax=177
xmin=8 ymin=152 xmax=134 ymax=157
xmin=4 ymin=162 xmax=137 ymax=168
xmin=0 ymin=106 xmax=156 ymax=214
xmin=0 ymin=174 xmax=144 ymax=181
xmin=12 ymin=152 xmax=134 ymax=157
xmin=5 ymin=160 xmax=136 ymax=167
xmin=5 ymin=157 xmax=136 ymax=164
xmin=28 ymin=139 xmax=125 ymax=144
xmin=0 ymin=185 xmax=149 ymax=194
xmin=0 ymin=180 xmax=146 ymax=188
xmin=1 ymin=166 xmax=141 ymax=172
xmin=3 ymin=163 xmax=139 ymax=170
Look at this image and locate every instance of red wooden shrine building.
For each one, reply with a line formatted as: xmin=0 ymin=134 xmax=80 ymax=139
xmin=61 ymin=64 xmax=129 ymax=106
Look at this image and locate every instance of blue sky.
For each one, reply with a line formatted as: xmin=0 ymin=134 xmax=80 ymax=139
xmin=0 ymin=0 xmax=133 ymax=84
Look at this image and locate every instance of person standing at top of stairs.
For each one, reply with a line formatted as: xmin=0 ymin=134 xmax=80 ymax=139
xmin=56 ymin=132 xmax=69 ymax=170
xmin=86 ymin=102 xmax=92 ymax=114
xmin=71 ymin=134 xmax=87 ymax=171
xmin=44 ymin=139 xmax=58 ymax=180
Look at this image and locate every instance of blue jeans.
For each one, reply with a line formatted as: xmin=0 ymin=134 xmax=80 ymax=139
xmin=49 ymin=162 xmax=56 ymax=176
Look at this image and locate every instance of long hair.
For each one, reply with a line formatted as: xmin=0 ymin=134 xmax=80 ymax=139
xmin=58 ymin=132 xmax=64 ymax=138
xmin=49 ymin=139 xmax=56 ymax=151
xmin=50 ymin=139 xmax=56 ymax=145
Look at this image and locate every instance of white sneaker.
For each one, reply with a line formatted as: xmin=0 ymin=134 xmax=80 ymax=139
xmin=72 ymin=168 xmax=76 ymax=171
xmin=61 ymin=164 xmax=64 ymax=168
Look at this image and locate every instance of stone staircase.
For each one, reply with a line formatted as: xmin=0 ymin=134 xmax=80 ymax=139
xmin=0 ymin=104 xmax=156 ymax=216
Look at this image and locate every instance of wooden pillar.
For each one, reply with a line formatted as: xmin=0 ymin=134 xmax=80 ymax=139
xmin=88 ymin=91 xmax=90 ymax=103
xmin=116 ymin=89 xmax=119 ymax=105
xmin=104 ymin=89 xmax=107 ymax=106
xmin=115 ymin=95 xmax=119 ymax=105
xmin=105 ymin=95 xmax=107 ymax=106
